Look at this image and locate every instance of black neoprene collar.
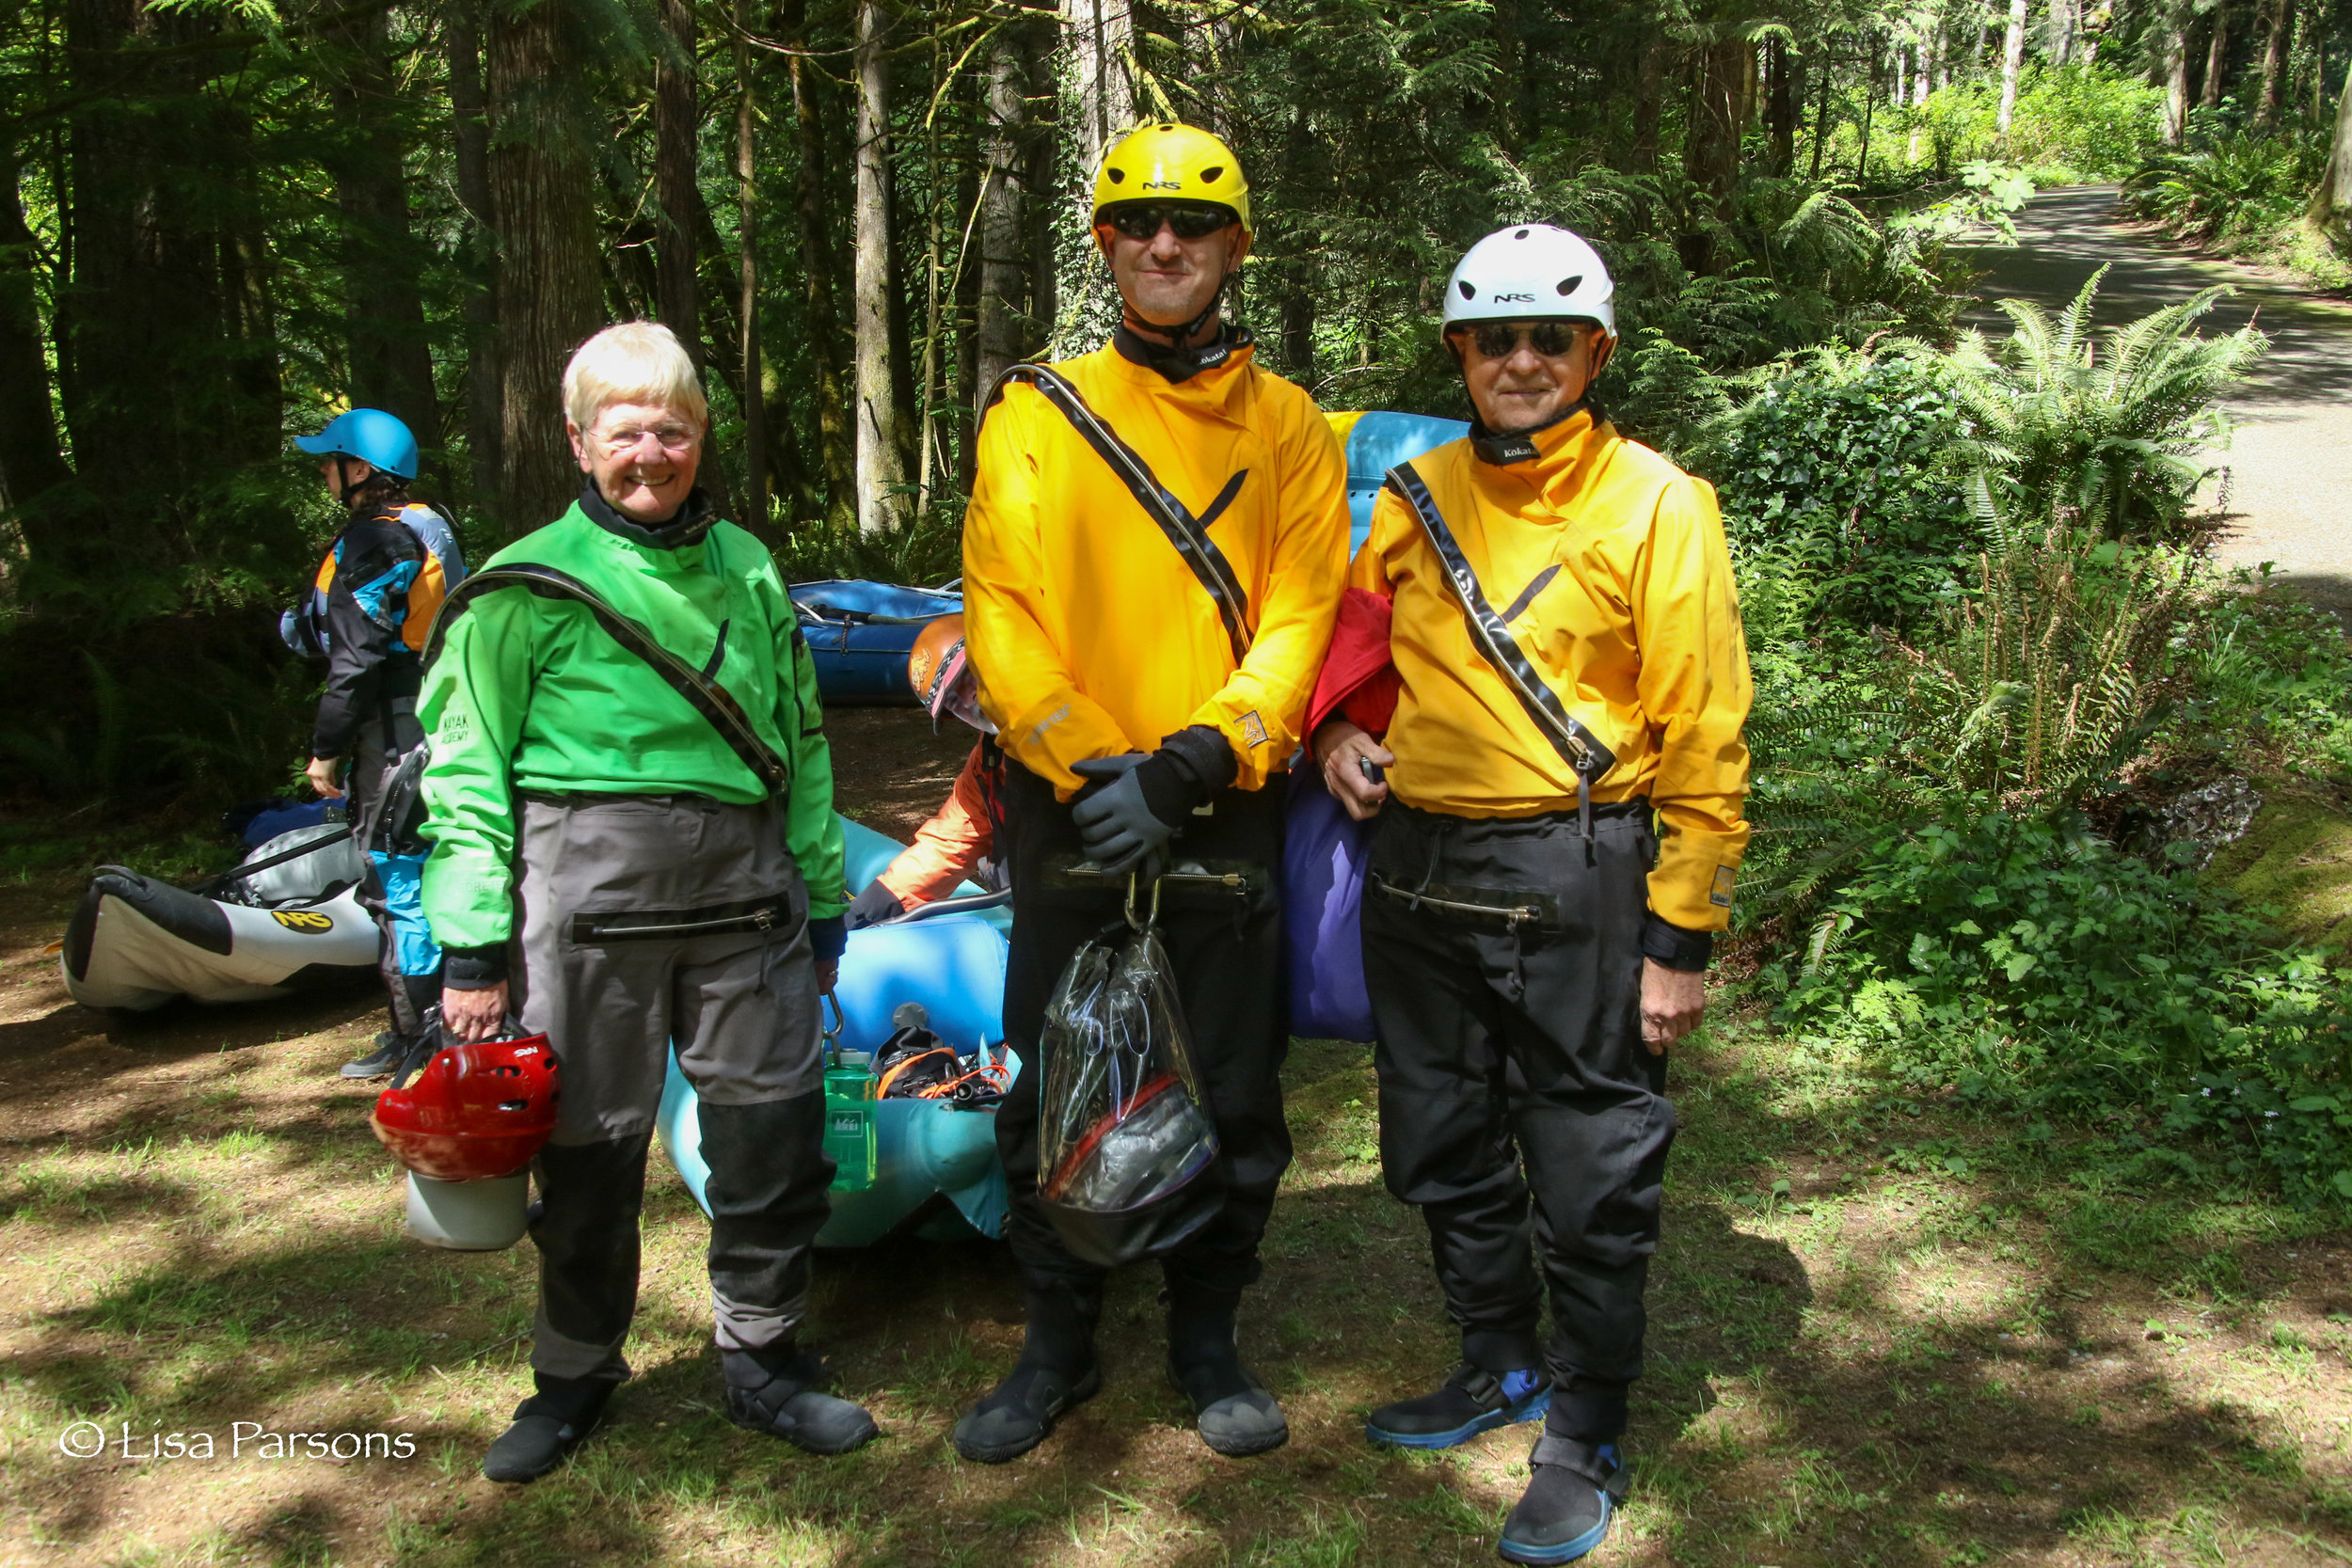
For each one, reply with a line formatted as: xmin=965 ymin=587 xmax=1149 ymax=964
xmin=580 ymin=482 xmax=716 ymax=549
xmin=1112 ymin=321 xmax=1256 ymax=384
xmin=1468 ymin=396 xmax=1603 ymax=467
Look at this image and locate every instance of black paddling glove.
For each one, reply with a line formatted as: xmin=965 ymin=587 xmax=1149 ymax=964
xmin=1134 ymin=725 xmax=1238 ymax=827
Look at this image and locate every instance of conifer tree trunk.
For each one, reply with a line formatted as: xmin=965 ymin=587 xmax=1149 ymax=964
xmin=2309 ymin=55 xmax=2352 ymax=231
xmin=0 ymin=162 xmax=74 ymax=559
xmin=447 ymin=3 xmax=501 ymax=499
xmin=787 ymin=32 xmax=855 ymax=528
xmin=1054 ymin=0 xmax=1134 ymax=353
xmin=329 ymin=10 xmax=439 ymax=453
xmin=488 ymin=0 xmax=603 ymax=533
xmin=1630 ymin=35 xmax=1666 ymax=175
xmin=2254 ymin=0 xmax=2288 ymax=126
xmin=977 ymin=20 xmax=1033 ymax=397
xmin=2200 ymin=4 xmax=2231 ymax=109
xmin=1997 ymin=0 xmax=2029 ymax=132
xmin=853 ymin=0 xmax=907 ymax=534
xmin=654 ymin=0 xmax=702 ymax=370
xmin=2162 ymin=0 xmax=2193 ymax=143
xmin=733 ymin=0 xmax=766 ymax=532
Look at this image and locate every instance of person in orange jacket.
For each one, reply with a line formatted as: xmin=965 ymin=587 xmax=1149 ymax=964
xmin=845 ymin=615 xmax=1007 ymax=928
xmin=954 ymin=121 xmax=1348 ymax=1465
xmin=1310 ymin=224 xmax=1752 ymax=1566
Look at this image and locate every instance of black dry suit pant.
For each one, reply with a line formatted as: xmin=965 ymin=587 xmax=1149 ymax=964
xmin=1362 ymin=800 xmax=1674 ymax=1442
xmin=506 ymin=793 xmax=831 ymax=1386
xmin=994 ymin=759 xmax=1291 ymax=1316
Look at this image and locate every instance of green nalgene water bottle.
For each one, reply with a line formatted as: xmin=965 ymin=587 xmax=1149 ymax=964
xmin=823 ymin=1052 xmax=876 ymax=1193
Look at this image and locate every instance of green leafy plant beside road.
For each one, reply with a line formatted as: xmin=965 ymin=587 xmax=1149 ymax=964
xmin=1715 ymin=277 xmax=2352 ymax=1213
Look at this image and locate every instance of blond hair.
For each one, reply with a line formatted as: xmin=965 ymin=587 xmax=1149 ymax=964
xmin=561 ymin=321 xmax=708 ymax=433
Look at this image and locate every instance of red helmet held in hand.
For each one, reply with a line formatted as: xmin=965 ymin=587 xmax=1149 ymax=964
xmin=371 ymin=1035 xmax=561 ymax=1181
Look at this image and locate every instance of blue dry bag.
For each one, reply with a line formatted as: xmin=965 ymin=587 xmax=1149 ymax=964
xmin=1281 ymin=769 xmax=1375 ymax=1043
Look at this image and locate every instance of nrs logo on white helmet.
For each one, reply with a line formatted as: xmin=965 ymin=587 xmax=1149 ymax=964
xmin=1441 ymin=223 xmax=1616 ymax=341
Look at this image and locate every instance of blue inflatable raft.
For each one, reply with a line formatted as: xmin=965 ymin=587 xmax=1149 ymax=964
xmin=1326 ymin=410 xmax=1471 ymax=551
xmin=788 ymin=579 xmax=962 ymax=705
xmin=656 ymin=814 xmax=1016 ymax=1246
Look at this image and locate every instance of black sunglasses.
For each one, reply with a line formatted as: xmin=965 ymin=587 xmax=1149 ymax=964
xmin=1102 ymin=202 xmax=1236 ymax=242
xmin=1453 ymin=321 xmax=1583 ymax=359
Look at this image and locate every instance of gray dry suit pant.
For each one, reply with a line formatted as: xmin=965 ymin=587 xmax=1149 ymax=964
xmin=1361 ymin=800 xmax=1675 ymax=1437
xmin=507 ymin=792 xmax=830 ymax=1384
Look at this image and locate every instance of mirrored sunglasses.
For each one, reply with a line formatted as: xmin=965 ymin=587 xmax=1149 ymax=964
xmin=1102 ymin=202 xmax=1236 ymax=242
xmin=1454 ymin=321 xmax=1582 ymax=360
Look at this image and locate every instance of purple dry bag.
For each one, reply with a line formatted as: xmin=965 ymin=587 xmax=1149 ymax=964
xmin=1282 ymin=768 xmax=1375 ymax=1042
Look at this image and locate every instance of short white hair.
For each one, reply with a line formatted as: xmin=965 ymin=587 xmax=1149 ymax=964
xmin=562 ymin=321 xmax=708 ymax=432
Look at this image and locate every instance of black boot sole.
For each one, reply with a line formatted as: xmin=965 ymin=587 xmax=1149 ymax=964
xmin=952 ymin=1363 xmax=1103 ymax=1465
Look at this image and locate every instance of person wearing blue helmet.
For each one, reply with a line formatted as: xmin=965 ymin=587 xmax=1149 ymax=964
xmin=288 ymin=408 xmax=469 ymax=1080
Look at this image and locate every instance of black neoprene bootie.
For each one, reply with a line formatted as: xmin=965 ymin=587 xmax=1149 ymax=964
xmin=1365 ymin=1361 xmax=1552 ymax=1449
xmin=952 ymin=1281 xmax=1102 ymax=1464
xmin=1497 ymin=1431 xmax=1629 ymax=1564
xmin=481 ymin=1372 xmax=616 ymax=1483
xmin=723 ymin=1343 xmax=878 ymax=1455
xmin=340 ymin=1030 xmax=408 ymax=1080
xmin=1165 ymin=1286 xmax=1287 ymax=1458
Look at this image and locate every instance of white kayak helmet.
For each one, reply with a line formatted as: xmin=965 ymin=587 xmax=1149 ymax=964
xmin=1441 ymin=223 xmax=1617 ymax=341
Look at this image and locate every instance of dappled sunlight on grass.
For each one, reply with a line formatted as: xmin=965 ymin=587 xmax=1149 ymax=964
xmin=0 ymin=929 xmax=2346 ymax=1562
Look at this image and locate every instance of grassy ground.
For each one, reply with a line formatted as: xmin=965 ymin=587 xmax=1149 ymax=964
xmin=3 ymin=709 xmax=2349 ymax=1566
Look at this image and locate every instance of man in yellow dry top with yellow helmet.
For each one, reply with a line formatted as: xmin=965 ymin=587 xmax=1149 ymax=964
xmin=955 ymin=121 xmax=1347 ymax=1465
xmin=1311 ymin=223 xmax=1750 ymax=1565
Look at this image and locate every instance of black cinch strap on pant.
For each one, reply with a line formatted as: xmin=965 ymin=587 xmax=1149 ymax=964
xmin=1362 ymin=801 xmax=1675 ymax=1412
xmin=993 ymin=758 xmax=1291 ymax=1299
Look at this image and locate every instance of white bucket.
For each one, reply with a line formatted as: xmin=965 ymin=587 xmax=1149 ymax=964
xmin=405 ymin=1170 xmax=531 ymax=1251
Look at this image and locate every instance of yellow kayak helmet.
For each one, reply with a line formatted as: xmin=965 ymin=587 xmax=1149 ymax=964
xmin=1091 ymin=122 xmax=1252 ymax=235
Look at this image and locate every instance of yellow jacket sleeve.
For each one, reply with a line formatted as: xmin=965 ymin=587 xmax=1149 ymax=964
xmin=1185 ymin=398 xmax=1349 ymax=789
xmin=961 ymin=388 xmax=1137 ymax=787
xmin=1632 ymin=475 xmax=1754 ymax=931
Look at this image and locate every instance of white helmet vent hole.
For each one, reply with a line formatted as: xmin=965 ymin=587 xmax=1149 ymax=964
xmin=1514 ymin=229 xmax=1530 ymax=239
xmin=1457 ymin=280 xmax=1476 ymax=300
xmin=1557 ymin=276 xmax=1583 ymax=295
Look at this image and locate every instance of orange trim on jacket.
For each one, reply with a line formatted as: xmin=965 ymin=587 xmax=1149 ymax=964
xmin=876 ymin=740 xmax=996 ymax=909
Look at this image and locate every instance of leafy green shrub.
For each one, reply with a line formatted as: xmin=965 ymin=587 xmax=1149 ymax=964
xmin=1896 ymin=503 xmax=2191 ymax=807
xmin=1768 ymin=811 xmax=2352 ymax=1207
xmin=1705 ymin=345 xmax=1975 ymax=637
xmin=2122 ymin=129 xmax=2332 ymax=249
xmin=1944 ymin=268 xmax=2265 ymax=540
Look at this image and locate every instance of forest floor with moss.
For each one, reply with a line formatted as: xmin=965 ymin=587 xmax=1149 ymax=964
xmin=2 ymin=706 xmax=2351 ymax=1567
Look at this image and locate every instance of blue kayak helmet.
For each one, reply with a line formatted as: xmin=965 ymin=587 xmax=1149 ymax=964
xmin=295 ymin=408 xmax=419 ymax=482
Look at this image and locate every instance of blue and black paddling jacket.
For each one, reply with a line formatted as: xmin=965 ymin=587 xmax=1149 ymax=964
xmin=286 ymin=502 xmax=467 ymax=759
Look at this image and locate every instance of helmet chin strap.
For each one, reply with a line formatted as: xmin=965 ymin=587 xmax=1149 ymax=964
xmin=1124 ymin=273 xmax=1230 ymax=350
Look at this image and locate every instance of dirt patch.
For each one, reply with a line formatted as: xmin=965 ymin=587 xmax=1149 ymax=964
xmin=824 ymin=705 xmax=978 ymax=842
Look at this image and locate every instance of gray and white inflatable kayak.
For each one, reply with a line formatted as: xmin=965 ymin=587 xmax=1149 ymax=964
xmin=59 ymin=824 xmax=380 ymax=1011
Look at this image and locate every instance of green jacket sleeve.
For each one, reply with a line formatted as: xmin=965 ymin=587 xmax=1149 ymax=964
xmin=417 ymin=590 xmax=537 ymax=949
xmin=779 ymin=610 xmax=846 ymax=912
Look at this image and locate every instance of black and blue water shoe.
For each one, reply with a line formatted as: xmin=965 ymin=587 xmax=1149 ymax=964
xmin=1365 ymin=1362 xmax=1552 ymax=1449
xmin=1497 ymin=1435 xmax=1627 ymax=1565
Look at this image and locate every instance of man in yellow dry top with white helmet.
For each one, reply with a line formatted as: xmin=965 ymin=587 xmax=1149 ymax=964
xmin=955 ymin=121 xmax=1347 ymax=1465
xmin=1311 ymin=223 xmax=1750 ymax=1566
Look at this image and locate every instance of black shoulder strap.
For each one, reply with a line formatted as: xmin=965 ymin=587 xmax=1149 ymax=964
xmin=1383 ymin=461 xmax=1617 ymax=783
xmin=421 ymin=563 xmax=791 ymax=794
xmin=985 ymin=362 xmax=1254 ymax=666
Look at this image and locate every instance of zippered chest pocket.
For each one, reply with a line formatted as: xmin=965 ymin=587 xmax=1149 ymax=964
xmin=569 ymin=895 xmax=795 ymax=944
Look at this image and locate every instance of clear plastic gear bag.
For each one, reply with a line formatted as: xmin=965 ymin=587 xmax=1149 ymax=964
xmin=1035 ymin=878 xmax=1224 ymax=1267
